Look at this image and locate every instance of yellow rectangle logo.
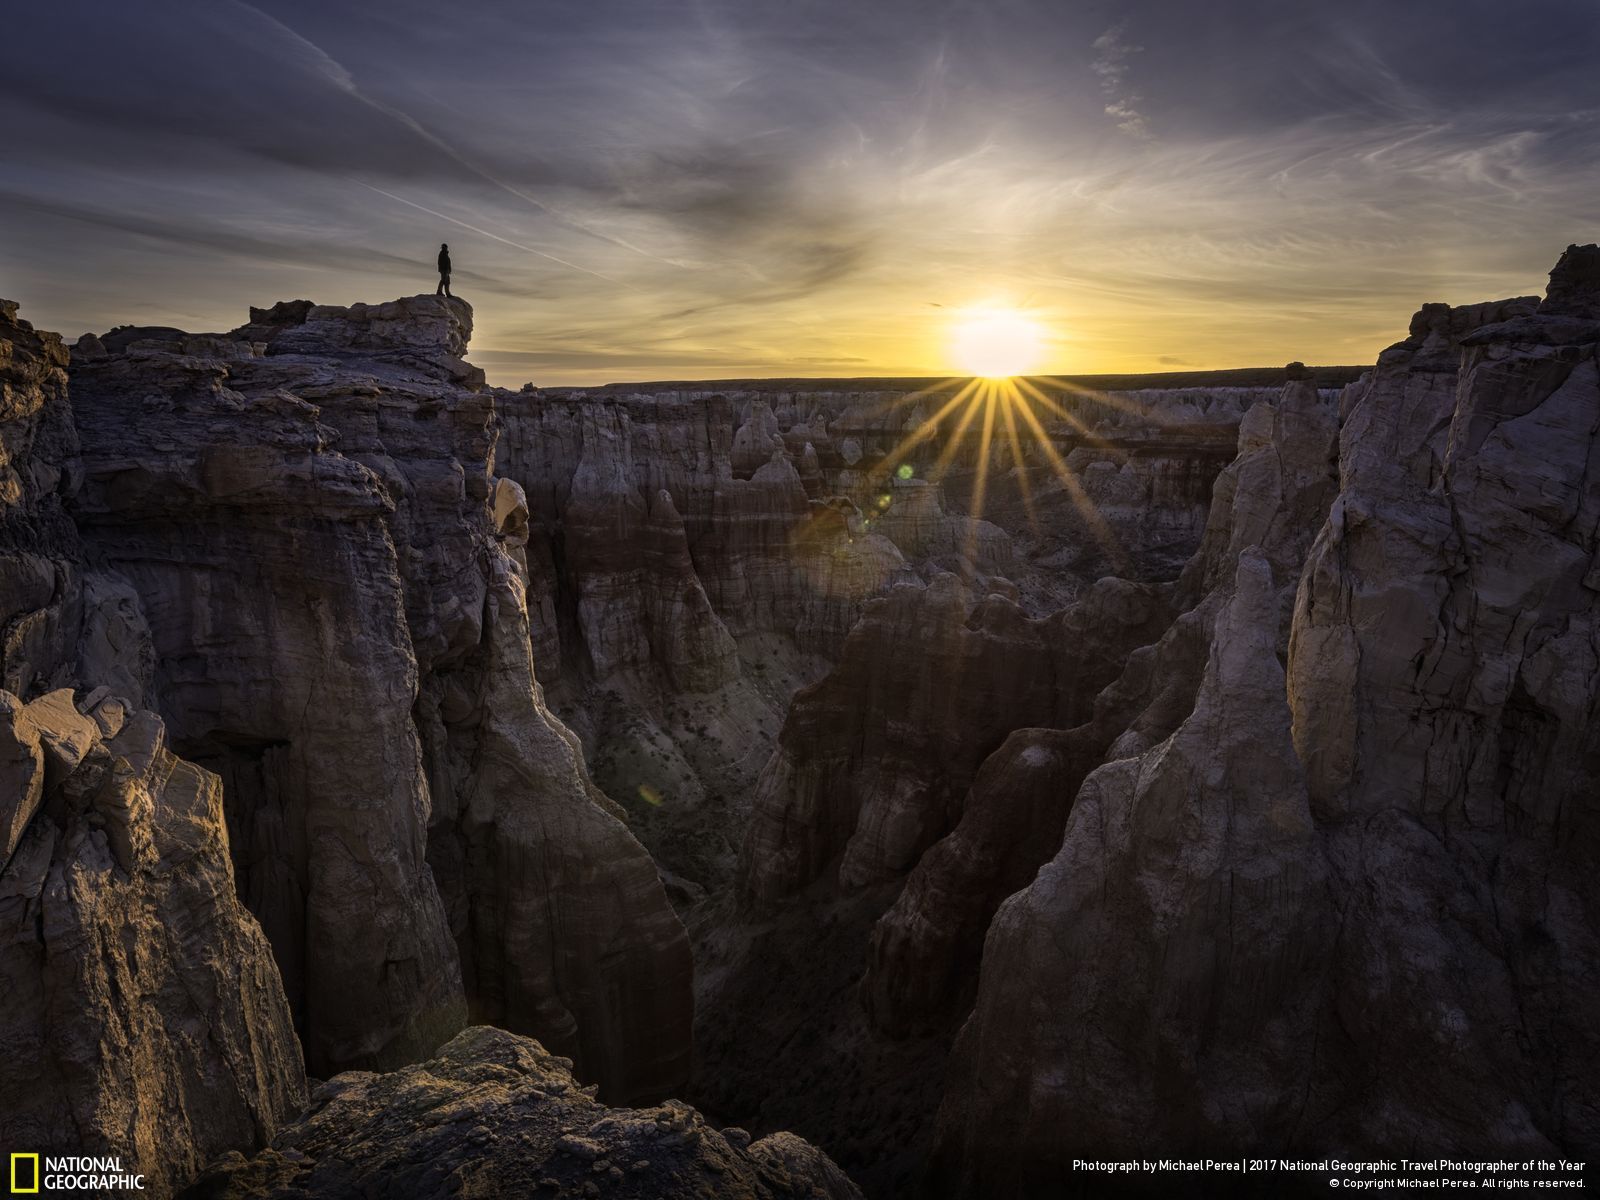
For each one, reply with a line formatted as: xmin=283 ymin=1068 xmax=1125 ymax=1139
xmin=9 ymin=1153 xmax=40 ymax=1194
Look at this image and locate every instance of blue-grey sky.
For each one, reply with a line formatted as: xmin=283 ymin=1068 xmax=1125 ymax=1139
xmin=2 ymin=0 xmax=1597 ymax=384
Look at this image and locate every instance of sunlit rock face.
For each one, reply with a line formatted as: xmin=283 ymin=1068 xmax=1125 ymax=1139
xmin=0 ymin=301 xmax=305 ymax=1199
xmin=65 ymin=296 xmax=693 ymax=1101
xmin=182 ymin=1026 xmax=861 ymax=1200
xmin=932 ymin=249 xmax=1600 ymax=1193
xmin=0 ymin=695 xmax=307 ymax=1200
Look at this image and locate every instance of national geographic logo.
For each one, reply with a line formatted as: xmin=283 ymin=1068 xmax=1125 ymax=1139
xmin=8 ymin=1154 xmax=145 ymax=1193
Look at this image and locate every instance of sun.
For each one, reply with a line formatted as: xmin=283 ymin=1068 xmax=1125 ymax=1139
xmin=951 ymin=309 xmax=1046 ymax=378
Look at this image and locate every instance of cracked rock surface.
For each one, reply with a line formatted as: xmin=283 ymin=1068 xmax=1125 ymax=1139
xmin=182 ymin=1026 xmax=860 ymax=1200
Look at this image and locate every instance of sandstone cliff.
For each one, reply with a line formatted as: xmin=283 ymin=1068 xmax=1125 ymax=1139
xmin=8 ymin=242 xmax=1580 ymax=1200
xmin=858 ymin=375 xmax=1342 ymax=1039
xmin=931 ymin=246 xmax=1600 ymax=1192
xmin=66 ymin=296 xmax=693 ymax=1099
xmin=0 ymin=301 xmax=305 ymax=1198
xmin=0 ymin=693 xmax=307 ymax=1199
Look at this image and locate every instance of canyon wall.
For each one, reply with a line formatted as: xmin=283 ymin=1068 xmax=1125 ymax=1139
xmin=683 ymin=382 xmax=1301 ymax=1191
xmin=485 ymin=378 xmax=1270 ymax=902
xmin=64 ymin=298 xmax=692 ymax=1100
xmin=2 ymin=293 xmax=860 ymax=1196
xmin=8 ymin=242 xmax=1582 ymax=1200
xmin=930 ymin=247 xmax=1600 ymax=1192
xmin=692 ymin=251 xmax=1599 ymax=1195
xmin=0 ymin=301 xmax=305 ymax=1197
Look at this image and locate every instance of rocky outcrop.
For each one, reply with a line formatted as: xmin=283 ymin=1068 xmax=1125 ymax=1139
xmin=931 ymin=248 xmax=1600 ymax=1192
xmin=490 ymin=390 xmax=927 ymax=898
xmin=1 ymin=693 xmax=306 ymax=1199
xmin=68 ymin=312 xmax=471 ymax=1077
xmin=0 ymin=299 xmax=80 ymax=699
xmin=66 ymin=296 xmax=693 ymax=1099
xmin=933 ymin=553 xmax=1329 ymax=1189
xmin=1 ymin=301 xmax=305 ymax=1198
xmin=690 ymin=374 xmax=1340 ymax=1191
xmin=420 ymin=554 xmax=694 ymax=1102
xmin=859 ymin=378 xmax=1341 ymax=1038
xmin=480 ymin=375 xmax=1274 ymax=917
xmin=865 ymin=477 xmax=1011 ymax=572
xmin=182 ymin=1026 xmax=861 ymax=1200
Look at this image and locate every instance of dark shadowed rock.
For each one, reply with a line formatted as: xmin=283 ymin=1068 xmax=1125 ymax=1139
xmin=1540 ymin=242 xmax=1600 ymax=318
xmin=181 ymin=1026 xmax=860 ymax=1200
xmin=931 ymin=249 xmax=1600 ymax=1194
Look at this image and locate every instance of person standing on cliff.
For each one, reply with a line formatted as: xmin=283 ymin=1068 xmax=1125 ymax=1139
xmin=436 ymin=243 xmax=452 ymax=298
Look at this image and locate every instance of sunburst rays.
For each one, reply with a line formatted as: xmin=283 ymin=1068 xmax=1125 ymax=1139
xmin=868 ymin=376 xmax=1132 ymax=575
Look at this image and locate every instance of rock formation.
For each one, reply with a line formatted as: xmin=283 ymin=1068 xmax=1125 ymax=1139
xmin=9 ymin=241 xmax=1589 ymax=1200
xmin=0 ymin=693 xmax=307 ymax=1199
xmin=1 ymin=301 xmax=305 ymax=1198
xmin=930 ymin=246 xmax=1600 ymax=1192
xmin=182 ymin=1026 xmax=861 ymax=1200
xmin=673 ymin=369 xmax=1343 ymax=1190
xmin=66 ymin=296 xmax=693 ymax=1099
xmin=859 ymin=375 xmax=1341 ymax=1038
xmin=475 ymin=371 xmax=1274 ymax=921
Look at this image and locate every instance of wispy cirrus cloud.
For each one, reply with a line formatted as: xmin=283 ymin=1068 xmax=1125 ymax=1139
xmin=0 ymin=0 xmax=1596 ymax=384
xmin=1091 ymin=23 xmax=1151 ymax=140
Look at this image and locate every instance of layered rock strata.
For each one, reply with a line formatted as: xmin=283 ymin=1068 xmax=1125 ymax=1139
xmin=482 ymin=375 xmax=1274 ymax=904
xmin=689 ymin=366 xmax=1343 ymax=1197
xmin=0 ymin=692 xmax=307 ymax=1199
xmin=66 ymin=297 xmax=692 ymax=1098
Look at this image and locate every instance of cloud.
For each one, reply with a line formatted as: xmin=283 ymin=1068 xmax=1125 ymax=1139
xmin=0 ymin=188 xmax=515 ymax=293
xmin=1 ymin=0 xmax=1597 ymax=382
xmin=1091 ymin=23 xmax=1151 ymax=139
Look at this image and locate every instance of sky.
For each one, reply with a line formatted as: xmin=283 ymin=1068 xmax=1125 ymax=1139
xmin=2 ymin=0 xmax=1597 ymax=386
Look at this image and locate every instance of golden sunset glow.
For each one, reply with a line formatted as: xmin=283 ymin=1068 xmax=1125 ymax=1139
xmin=950 ymin=309 xmax=1047 ymax=378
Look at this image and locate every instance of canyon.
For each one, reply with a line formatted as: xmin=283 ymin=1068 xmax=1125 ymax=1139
xmin=1 ymin=245 xmax=1596 ymax=1198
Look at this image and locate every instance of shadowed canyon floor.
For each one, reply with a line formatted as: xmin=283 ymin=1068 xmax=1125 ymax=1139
xmin=2 ymin=246 xmax=1597 ymax=1197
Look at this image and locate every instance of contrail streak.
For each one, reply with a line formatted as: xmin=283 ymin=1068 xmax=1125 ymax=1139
xmin=225 ymin=0 xmax=668 ymax=268
xmin=356 ymin=181 xmax=629 ymax=285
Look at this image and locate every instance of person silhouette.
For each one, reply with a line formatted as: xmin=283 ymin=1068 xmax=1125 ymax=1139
xmin=436 ymin=243 xmax=452 ymax=297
